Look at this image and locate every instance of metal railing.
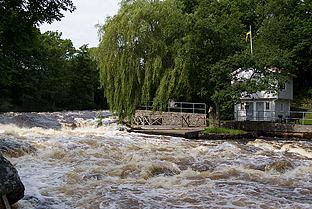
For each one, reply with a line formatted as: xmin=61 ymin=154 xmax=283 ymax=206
xmin=287 ymin=111 xmax=312 ymax=125
xmin=137 ymin=101 xmax=206 ymax=114
xmin=234 ymin=110 xmax=312 ymax=125
xmin=235 ymin=110 xmax=274 ymax=122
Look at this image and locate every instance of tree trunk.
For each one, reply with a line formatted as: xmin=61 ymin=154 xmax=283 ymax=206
xmin=215 ymin=101 xmax=221 ymax=127
xmin=208 ymin=107 xmax=215 ymax=127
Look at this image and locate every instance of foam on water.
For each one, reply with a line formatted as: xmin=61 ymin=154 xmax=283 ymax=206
xmin=0 ymin=111 xmax=311 ymax=208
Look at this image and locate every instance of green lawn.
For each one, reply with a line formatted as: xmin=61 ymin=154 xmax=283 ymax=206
xmin=301 ymin=110 xmax=312 ymax=125
xmin=288 ymin=107 xmax=312 ymax=125
xmin=202 ymin=127 xmax=246 ymax=134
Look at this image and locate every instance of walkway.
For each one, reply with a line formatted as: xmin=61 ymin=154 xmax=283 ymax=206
xmin=128 ymin=125 xmax=205 ymax=139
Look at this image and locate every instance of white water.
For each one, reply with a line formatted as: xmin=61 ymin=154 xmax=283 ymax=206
xmin=1 ymin=111 xmax=312 ymax=209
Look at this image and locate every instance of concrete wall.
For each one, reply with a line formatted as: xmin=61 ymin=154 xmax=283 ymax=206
xmin=235 ymin=121 xmax=312 ymax=133
xmin=234 ymin=121 xmax=312 ymax=139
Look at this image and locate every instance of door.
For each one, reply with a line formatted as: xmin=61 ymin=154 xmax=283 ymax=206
xmin=256 ymin=102 xmax=264 ymax=120
xmin=245 ymin=102 xmax=253 ymax=121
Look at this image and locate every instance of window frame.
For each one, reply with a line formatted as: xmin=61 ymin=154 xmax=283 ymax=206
xmin=265 ymin=102 xmax=270 ymax=111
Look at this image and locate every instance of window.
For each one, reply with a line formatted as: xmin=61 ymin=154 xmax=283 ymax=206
xmin=279 ymin=83 xmax=286 ymax=91
xmin=281 ymin=103 xmax=284 ymax=112
xmin=266 ymin=102 xmax=270 ymax=110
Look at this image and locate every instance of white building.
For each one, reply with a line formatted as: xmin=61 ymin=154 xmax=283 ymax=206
xmin=233 ymin=68 xmax=295 ymax=122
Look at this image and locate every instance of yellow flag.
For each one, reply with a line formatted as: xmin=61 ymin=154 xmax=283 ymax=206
xmin=246 ymin=29 xmax=251 ymax=42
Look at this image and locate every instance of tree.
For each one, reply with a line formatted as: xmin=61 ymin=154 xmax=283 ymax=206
xmin=257 ymin=0 xmax=312 ymax=95
xmin=97 ymin=0 xmax=184 ymax=120
xmin=0 ymin=0 xmax=75 ymax=110
xmin=67 ymin=45 xmax=99 ymax=110
xmin=172 ymin=0 xmax=245 ymax=126
xmin=188 ymin=0 xmax=295 ymax=126
xmin=39 ymin=31 xmax=76 ymax=109
xmin=0 ymin=0 xmax=76 ymax=82
xmin=179 ymin=0 xmax=199 ymax=13
xmin=98 ymin=0 xmax=296 ymax=125
xmin=233 ymin=0 xmax=312 ymax=95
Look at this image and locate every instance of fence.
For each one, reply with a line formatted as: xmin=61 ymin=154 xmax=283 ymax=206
xmin=235 ymin=110 xmax=276 ymax=122
xmin=234 ymin=110 xmax=312 ymax=125
xmin=137 ymin=101 xmax=206 ymax=114
xmin=287 ymin=111 xmax=312 ymax=125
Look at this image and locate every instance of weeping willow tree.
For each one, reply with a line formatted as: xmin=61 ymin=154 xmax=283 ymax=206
xmin=97 ymin=0 xmax=186 ymax=120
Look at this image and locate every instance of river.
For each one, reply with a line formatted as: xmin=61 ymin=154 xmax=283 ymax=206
xmin=0 ymin=111 xmax=312 ymax=209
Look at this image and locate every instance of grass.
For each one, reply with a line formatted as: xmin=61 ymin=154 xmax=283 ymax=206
xmin=289 ymin=107 xmax=312 ymax=125
xmin=301 ymin=110 xmax=312 ymax=125
xmin=291 ymin=96 xmax=312 ymax=124
xmin=171 ymin=128 xmax=181 ymax=130
xmin=202 ymin=127 xmax=246 ymax=134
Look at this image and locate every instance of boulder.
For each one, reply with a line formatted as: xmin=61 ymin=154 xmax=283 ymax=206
xmin=0 ymin=154 xmax=25 ymax=205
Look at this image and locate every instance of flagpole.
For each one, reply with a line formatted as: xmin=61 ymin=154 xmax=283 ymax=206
xmin=250 ymin=25 xmax=253 ymax=56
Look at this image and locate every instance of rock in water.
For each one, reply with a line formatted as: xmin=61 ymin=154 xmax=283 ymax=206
xmin=0 ymin=154 xmax=25 ymax=205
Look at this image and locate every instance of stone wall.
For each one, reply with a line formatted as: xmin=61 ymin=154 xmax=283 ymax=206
xmin=133 ymin=110 xmax=207 ymax=127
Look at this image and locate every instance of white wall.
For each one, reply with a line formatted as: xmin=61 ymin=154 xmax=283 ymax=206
xmin=234 ymin=99 xmax=291 ymax=121
xmin=274 ymin=100 xmax=291 ymax=118
xmin=278 ymin=77 xmax=293 ymax=100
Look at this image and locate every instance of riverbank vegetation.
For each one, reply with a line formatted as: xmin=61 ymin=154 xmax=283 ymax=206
xmin=202 ymin=127 xmax=246 ymax=134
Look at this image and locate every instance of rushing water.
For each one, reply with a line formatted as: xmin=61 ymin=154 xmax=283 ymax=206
xmin=1 ymin=111 xmax=312 ymax=209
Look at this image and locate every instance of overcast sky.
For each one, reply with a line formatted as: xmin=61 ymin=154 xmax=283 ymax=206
xmin=40 ymin=0 xmax=122 ymax=49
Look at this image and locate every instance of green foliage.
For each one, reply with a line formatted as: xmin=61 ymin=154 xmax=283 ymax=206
xmin=98 ymin=0 xmax=303 ymax=122
xmin=3 ymin=0 xmax=309 ymax=120
xmin=0 ymin=0 xmax=108 ymax=111
xmin=246 ymin=0 xmax=312 ymax=94
xmin=202 ymin=127 xmax=246 ymax=134
xmin=0 ymin=0 xmax=76 ymax=85
xmin=213 ymin=48 xmax=293 ymax=104
xmin=97 ymin=113 xmax=105 ymax=127
xmin=0 ymin=0 xmax=79 ymax=111
xmin=179 ymin=0 xmax=199 ymax=13
xmin=293 ymin=93 xmax=312 ymax=106
xmin=97 ymin=0 xmax=184 ymax=120
xmin=67 ymin=45 xmax=100 ymax=110
xmin=38 ymin=31 xmax=76 ymax=110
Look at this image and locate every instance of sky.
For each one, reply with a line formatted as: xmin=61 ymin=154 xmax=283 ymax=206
xmin=40 ymin=0 xmax=122 ymax=49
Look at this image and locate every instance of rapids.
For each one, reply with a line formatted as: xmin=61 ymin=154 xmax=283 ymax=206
xmin=0 ymin=111 xmax=312 ymax=209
